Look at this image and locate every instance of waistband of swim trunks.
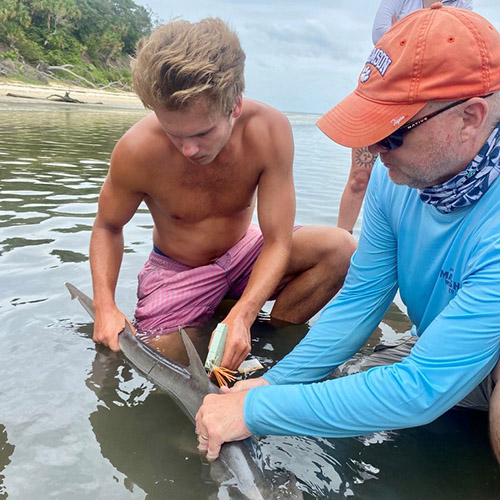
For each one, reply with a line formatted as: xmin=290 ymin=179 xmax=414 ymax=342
xmin=148 ymin=224 xmax=263 ymax=271
xmin=148 ymin=249 xmax=193 ymax=272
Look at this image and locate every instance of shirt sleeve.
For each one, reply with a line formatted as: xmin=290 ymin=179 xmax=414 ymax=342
xmin=244 ymin=166 xmax=500 ymax=438
xmin=372 ymin=0 xmax=402 ymax=44
xmin=259 ymin=163 xmax=398 ymax=387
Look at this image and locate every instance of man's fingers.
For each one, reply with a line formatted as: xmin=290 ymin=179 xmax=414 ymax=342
xmin=197 ymin=433 xmax=209 ymax=453
xmin=225 ymin=380 xmax=249 ymax=392
xmin=195 ymin=407 xmax=209 ymax=452
xmin=124 ymin=318 xmax=136 ymax=334
xmin=206 ymin=437 xmax=222 ymax=462
xmin=108 ymin=338 xmax=121 ymax=352
xmin=221 ymin=350 xmax=237 ymax=371
xmin=221 ymin=343 xmax=250 ymax=371
xmin=226 ymin=378 xmax=270 ymax=392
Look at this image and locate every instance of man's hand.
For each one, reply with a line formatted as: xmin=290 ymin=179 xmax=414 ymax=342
xmin=215 ymin=315 xmax=252 ymax=371
xmin=93 ymin=305 xmax=130 ymax=351
xmin=195 ymin=391 xmax=252 ymax=461
xmin=221 ymin=377 xmax=270 ymax=393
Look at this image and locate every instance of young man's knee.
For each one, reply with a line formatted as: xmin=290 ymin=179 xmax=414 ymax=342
xmin=489 ymin=383 xmax=500 ymax=464
xmin=320 ymin=227 xmax=356 ymax=266
xmin=492 ymin=359 xmax=500 ymax=384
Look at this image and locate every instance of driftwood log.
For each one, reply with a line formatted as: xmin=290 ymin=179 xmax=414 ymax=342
xmin=46 ymin=91 xmax=84 ymax=103
xmin=5 ymin=91 xmax=103 ymax=105
xmin=6 ymin=93 xmax=37 ymax=99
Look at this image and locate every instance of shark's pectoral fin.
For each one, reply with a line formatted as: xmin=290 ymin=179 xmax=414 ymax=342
xmin=65 ymin=282 xmax=96 ymax=321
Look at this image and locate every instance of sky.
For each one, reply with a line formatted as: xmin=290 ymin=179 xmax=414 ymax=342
xmin=135 ymin=1 xmax=500 ymax=114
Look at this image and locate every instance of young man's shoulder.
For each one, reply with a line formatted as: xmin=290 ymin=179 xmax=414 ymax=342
xmin=240 ymin=98 xmax=290 ymax=128
xmin=111 ymin=113 xmax=175 ymax=170
xmin=116 ymin=113 xmax=169 ymax=155
xmin=238 ymin=99 xmax=293 ymax=155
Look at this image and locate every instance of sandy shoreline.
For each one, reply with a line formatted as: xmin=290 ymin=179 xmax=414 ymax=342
xmin=0 ymin=78 xmax=146 ymax=111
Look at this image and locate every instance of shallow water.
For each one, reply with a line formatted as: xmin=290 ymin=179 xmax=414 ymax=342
xmin=0 ymin=103 xmax=499 ymax=499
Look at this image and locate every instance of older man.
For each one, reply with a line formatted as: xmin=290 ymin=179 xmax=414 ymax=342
xmin=196 ymin=4 xmax=500 ymax=464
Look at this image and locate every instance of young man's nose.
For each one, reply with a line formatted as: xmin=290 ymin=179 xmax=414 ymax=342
xmin=182 ymin=140 xmax=200 ymax=158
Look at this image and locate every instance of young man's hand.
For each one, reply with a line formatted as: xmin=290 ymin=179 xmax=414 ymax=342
xmin=93 ymin=306 xmax=131 ymax=351
xmin=214 ymin=315 xmax=252 ymax=371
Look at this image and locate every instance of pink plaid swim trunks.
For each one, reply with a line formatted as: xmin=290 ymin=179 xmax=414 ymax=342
xmin=135 ymin=224 xmax=286 ymax=335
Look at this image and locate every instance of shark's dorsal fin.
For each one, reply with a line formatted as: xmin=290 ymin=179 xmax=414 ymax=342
xmin=178 ymin=326 xmax=210 ymax=381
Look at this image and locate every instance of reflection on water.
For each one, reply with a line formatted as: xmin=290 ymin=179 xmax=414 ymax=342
xmin=1 ymin=104 xmax=499 ymax=499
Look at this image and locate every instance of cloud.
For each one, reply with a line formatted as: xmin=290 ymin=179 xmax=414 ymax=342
xmin=135 ymin=0 xmax=500 ymax=113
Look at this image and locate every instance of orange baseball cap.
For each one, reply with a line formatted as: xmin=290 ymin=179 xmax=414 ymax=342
xmin=317 ymin=3 xmax=500 ymax=148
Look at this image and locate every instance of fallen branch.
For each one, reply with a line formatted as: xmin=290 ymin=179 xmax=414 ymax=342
xmin=6 ymin=92 xmax=37 ymax=99
xmin=47 ymin=65 xmax=97 ymax=88
xmin=98 ymin=80 xmax=124 ymax=90
xmin=46 ymin=91 xmax=85 ymax=103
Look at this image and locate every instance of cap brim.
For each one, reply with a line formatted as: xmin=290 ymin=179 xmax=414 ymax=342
xmin=317 ymin=90 xmax=427 ymax=148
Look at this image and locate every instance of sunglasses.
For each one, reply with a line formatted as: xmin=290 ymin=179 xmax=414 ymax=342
xmin=376 ymin=94 xmax=493 ymax=150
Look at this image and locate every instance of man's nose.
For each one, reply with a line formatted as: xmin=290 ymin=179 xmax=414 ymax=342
xmin=182 ymin=140 xmax=200 ymax=158
xmin=368 ymin=142 xmax=389 ymax=155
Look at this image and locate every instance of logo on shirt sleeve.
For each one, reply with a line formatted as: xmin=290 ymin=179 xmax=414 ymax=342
xmin=439 ymin=267 xmax=461 ymax=294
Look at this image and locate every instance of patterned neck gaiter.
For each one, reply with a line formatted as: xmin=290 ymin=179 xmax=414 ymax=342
xmin=419 ymin=123 xmax=500 ymax=214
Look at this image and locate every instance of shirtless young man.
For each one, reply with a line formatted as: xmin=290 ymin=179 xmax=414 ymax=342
xmin=89 ymin=18 xmax=356 ymax=370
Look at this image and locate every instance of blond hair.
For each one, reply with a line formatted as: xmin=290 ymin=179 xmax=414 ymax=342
xmin=132 ymin=18 xmax=245 ymax=115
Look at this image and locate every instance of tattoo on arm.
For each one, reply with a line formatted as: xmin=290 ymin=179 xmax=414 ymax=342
xmin=354 ymin=147 xmax=378 ymax=168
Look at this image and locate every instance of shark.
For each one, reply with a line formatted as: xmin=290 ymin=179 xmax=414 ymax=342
xmin=65 ymin=282 xmax=303 ymax=500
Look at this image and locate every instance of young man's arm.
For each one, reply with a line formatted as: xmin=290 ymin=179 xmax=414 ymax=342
xmin=90 ymin=139 xmax=144 ymax=351
xmin=196 ymin=161 xmax=399 ymax=458
xmin=220 ymin=108 xmax=295 ymax=370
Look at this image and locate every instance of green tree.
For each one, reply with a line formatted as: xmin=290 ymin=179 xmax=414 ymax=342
xmin=1 ymin=0 xmax=155 ymax=86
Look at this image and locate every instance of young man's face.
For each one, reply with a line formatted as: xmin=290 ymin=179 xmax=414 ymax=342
xmin=155 ymin=98 xmax=242 ymax=166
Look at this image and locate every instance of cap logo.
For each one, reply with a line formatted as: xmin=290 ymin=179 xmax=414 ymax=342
xmin=391 ymin=115 xmax=406 ymax=127
xmin=366 ymin=47 xmax=392 ymax=77
xmin=360 ymin=65 xmax=371 ymax=83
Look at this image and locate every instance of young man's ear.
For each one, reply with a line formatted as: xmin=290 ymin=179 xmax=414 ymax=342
xmin=231 ymin=95 xmax=243 ymax=119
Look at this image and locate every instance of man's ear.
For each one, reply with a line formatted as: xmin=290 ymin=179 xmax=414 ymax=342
xmin=460 ymin=97 xmax=489 ymax=143
xmin=231 ymin=95 xmax=243 ymax=119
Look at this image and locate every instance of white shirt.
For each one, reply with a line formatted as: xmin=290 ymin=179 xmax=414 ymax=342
xmin=372 ymin=0 xmax=473 ymax=44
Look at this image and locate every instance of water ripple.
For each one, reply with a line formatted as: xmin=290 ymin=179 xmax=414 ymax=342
xmin=1 ymin=107 xmax=498 ymax=500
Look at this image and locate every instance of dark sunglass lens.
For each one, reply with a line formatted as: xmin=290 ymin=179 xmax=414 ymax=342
xmin=384 ymin=134 xmax=403 ymax=150
xmin=388 ymin=135 xmax=403 ymax=149
xmin=377 ymin=135 xmax=402 ymax=150
xmin=377 ymin=138 xmax=391 ymax=149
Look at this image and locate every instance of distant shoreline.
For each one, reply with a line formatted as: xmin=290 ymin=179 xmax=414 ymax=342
xmin=0 ymin=78 xmax=146 ymax=111
xmin=0 ymin=79 xmax=321 ymax=116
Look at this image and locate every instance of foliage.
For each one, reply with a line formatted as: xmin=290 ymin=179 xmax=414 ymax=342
xmin=0 ymin=0 xmax=154 ymax=87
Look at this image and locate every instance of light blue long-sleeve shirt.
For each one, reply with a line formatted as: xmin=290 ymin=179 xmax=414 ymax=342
xmin=244 ymin=160 xmax=500 ymax=437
